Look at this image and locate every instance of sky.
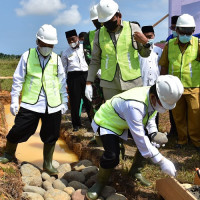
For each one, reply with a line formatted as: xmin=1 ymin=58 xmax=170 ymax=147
xmin=0 ymin=0 xmax=169 ymax=55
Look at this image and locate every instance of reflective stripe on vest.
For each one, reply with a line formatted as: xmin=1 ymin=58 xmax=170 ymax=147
xmin=94 ymin=87 xmax=157 ymax=136
xmin=168 ymin=36 xmax=200 ymax=88
xmin=21 ymin=48 xmax=61 ymax=107
xmin=99 ymin=21 xmax=141 ymax=82
xmin=89 ymin=30 xmax=96 ymax=52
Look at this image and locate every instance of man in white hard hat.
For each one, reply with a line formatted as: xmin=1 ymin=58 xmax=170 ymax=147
xmin=85 ymin=75 xmax=184 ymax=200
xmin=160 ymin=14 xmax=200 ymax=152
xmin=0 ymin=24 xmax=68 ymax=175
xmin=84 ymin=4 xmax=102 ymax=65
xmin=85 ymin=0 xmax=152 ymax=186
xmin=84 ymin=4 xmax=104 ymax=119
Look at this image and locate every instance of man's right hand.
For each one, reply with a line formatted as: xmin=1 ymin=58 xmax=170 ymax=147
xmin=10 ymin=103 xmax=19 ymax=116
xmin=10 ymin=96 xmax=19 ymax=116
xmin=85 ymin=84 xmax=93 ymax=101
xmin=158 ymin=157 xmax=176 ymax=177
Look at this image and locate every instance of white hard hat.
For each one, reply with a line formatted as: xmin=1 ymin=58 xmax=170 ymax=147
xmin=36 ymin=24 xmax=58 ymax=45
xmin=90 ymin=5 xmax=98 ymax=20
xmin=156 ymin=75 xmax=184 ymax=110
xmin=97 ymin=0 xmax=119 ymax=23
xmin=176 ymin=14 xmax=196 ymax=27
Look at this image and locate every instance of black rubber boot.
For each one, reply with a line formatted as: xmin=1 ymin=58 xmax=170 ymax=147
xmin=0 ymin=140 xmax=17 ymax=164
xmin=86 ymin=166 xmax=113 ymax=200
xmin=43 ymin=143 xmax=58 ymax=175
xmin=129 ymin=149 xmax=151 ymax=186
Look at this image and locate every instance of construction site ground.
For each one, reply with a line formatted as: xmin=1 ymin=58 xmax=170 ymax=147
xmin=0 ymin=90 xmax=200 ymax=200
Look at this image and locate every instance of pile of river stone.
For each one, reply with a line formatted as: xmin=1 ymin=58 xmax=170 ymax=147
xmin=20 ymin=159 xmax=127 ymax=200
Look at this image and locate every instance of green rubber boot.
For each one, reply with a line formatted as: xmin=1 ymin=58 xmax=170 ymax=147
xmin=129 ymin=149 xmax=151 ymax=186
xmin=86 ymin=166 xmax=113 ymax=200
xmin=43 ymin=143 xmax=58 ymax=175
xmin=0 ymin=140 xmax=17 ymax=164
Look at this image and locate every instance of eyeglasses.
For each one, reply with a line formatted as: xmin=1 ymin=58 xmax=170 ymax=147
xmin=169 ymin=26 xmax=176 ymax=31
xmin=177 ymin=27 xmax=194 ymax=36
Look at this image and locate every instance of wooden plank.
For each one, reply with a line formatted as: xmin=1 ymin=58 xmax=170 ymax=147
xmin=156 ymin=177 xmax=196 ymax=200
xmin=0 ymin=77 xmax=13 ymax=79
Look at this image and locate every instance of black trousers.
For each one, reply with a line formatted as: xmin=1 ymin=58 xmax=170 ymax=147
xmin=7 ymin=107 xmax=61 ymax=144
xmin=67 ymin=71 xmax=91 ymax=127
xmin=99 ymin=134 xmax=120 ymax=169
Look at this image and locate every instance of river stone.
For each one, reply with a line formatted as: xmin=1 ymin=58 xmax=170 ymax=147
xmin=41 ymin=172 xmax=50 ymax=181
xmin=106 ymin=193 xmax=127 ymax=200
xmin=68 ymin=180 xmax=88 ymax=190
xmin=73 ymin=160 xmax=93 ymax=171
xmin=101 ymin=186 xmax=116 ymax=199
xmin=52 ymin=179 xmax=68 ymax=190
xmin=85 ymin=174 xmax=97 ymax=187
xmin=43 ymin=180 xmax=53 ymax=191
xmin=21 ymin=164 xmax=41 ymax=177
xmin=52 ymin=160 xmax=60 ymax=169
xmin=64 ymin=186 xmax=75 ymax=196
xmin=47 ymin=176 xmax=56 ymax=183
xmin=22 ymin=176 xmax=43 ymax=187
xmin=22 ymin=192 xmax=44 ymax=200
xmin=82 ymin=166 xmax=98 ymax=179
xmin=63 ymin=171 xmax=85 ymax=183
xmin=23 ymin=185 xmax=46 ymax=197
xmin=21 ymin=164 xmax=42 ymax=186
xmin=71 ymin=189 xmax=87 ymax=200
xmin=57 ymin=163 xmax=71 ymax=178
xmin=44 ymin=188 xmax=70 ymax=200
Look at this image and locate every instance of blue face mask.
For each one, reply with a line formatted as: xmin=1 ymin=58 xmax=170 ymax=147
xmin=172 ymin=30 xmax=178 ymax=37
xmin=79 ymin=41 xmax=83 ymax=44
xmin=178 ymin=34 xmax=192 ymax=43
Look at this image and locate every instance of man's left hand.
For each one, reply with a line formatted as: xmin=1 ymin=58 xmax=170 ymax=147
xmin=133 ymin=31 xmax=148 ymax=45
xmin=150 ymin=132 xmax=168 ymax=148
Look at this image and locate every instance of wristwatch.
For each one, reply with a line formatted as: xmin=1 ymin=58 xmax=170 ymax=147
xmin=143 ymin=42 xmax=151 ymax=48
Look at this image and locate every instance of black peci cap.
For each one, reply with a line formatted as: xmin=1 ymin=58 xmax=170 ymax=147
xmin=171 ymin=16 xmax=179 ymax=25
xmin=142 ymin=25 xmax=154 ymax=33
xmin=65 ymin=29 xmax=77 ymax=38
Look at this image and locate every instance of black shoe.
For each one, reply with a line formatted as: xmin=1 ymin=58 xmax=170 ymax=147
xmin=175 ymin=143 xmax=185 ymax=149
xmin=73 ymin=126 xmax=79 ymax=132
xmin=195 ymin=147 xmax=200 ymax=153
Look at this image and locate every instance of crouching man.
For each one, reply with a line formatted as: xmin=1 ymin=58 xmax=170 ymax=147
xmin=86 ymin=75 xmax=183 ymax=200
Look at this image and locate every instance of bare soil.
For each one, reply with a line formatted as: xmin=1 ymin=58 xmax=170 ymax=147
xmin=0 ymin=91 xmax=199 ymax=200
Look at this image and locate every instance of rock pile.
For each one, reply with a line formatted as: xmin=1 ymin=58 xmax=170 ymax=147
xmin=20 ymin=159 xmax=127 ymax=200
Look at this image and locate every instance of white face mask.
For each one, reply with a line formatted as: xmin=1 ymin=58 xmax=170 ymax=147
xmin=153 ymin=100 xmax=167 ymax=113
xmin=69 ymin=41 xmax=79 ymax=48
xmin=38 ymin=46 xmax=53 ymax=57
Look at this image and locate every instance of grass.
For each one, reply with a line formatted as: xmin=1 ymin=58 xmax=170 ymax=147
xmin=0 ymin=59 xmax=19 ymax=91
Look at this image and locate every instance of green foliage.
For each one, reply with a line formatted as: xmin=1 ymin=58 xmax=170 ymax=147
xmin=0 ymin=53 xmax=21 ymax=60
xmin=0 ymin=59 xmax=19 ymax=91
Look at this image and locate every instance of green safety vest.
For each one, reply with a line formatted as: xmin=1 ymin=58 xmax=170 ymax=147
xmin=89 ymin=30 xmax=96 ymax=52
xmin=21 ymin=48 xmax=62 ymax=107
xmin=94 ymin=87 xmax=157 ymax=136
xmin=168 ymin=36 xmax=200 ymax=88
xmin=99 ymin=21 xmax=141 ymax=82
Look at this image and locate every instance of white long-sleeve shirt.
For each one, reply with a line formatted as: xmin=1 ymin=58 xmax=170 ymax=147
xmin=92 ymin=90 xmax=162 ymax=163
xmin=61 ymin=44 xmax=88 ymax=73
xmin=11 ymin=48 xmax=68 ymax=114
xmin=139 ymin=44 xmax=162 ymax=86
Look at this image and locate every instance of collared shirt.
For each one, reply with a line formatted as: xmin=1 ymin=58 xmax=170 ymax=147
xmin=139 ymin=44 xmax=163 ymax=86
xmin=92 ymin=90 xmax=161 ymax=163
xmin=11 ymin=48 xmax=68 ymax=114
xmin=61 ymin=43 xmax=88 ymax=73
xmin=87 ymin=20 xmax=151 ymax=91
xmin=159 ymin=37 xmax=200 ymax=94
